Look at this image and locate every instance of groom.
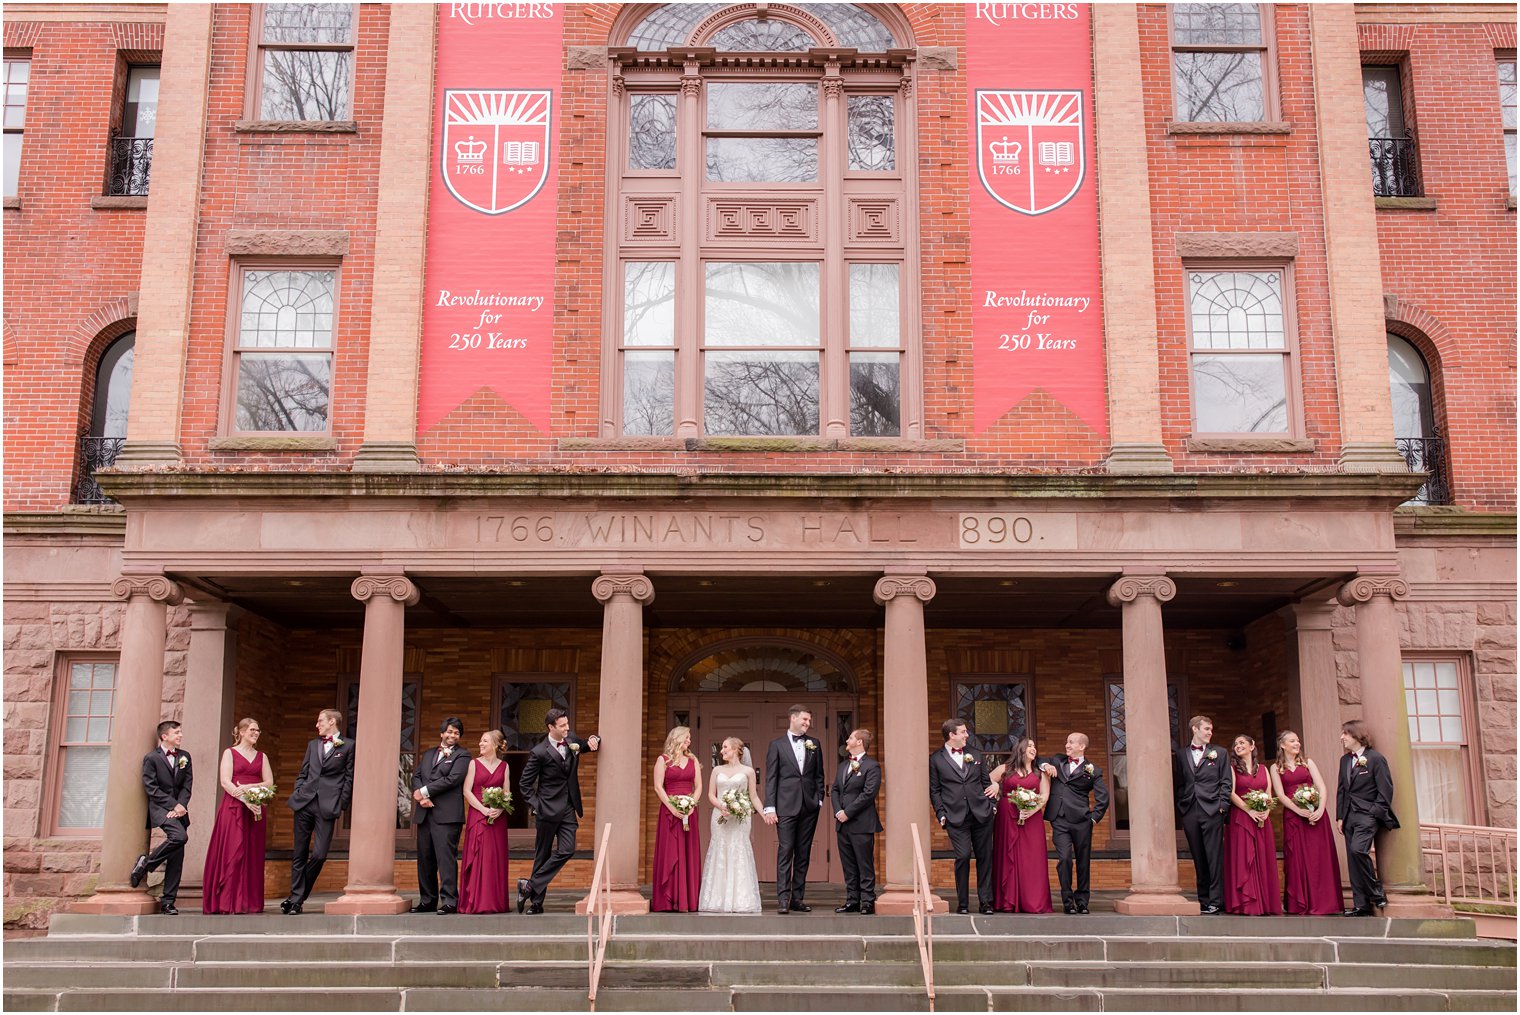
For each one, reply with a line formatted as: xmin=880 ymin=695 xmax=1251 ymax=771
xmin=763 ymin=704 xmax=826 ymax=914
xmin=518 ymin=708 xmax=600 ymax=914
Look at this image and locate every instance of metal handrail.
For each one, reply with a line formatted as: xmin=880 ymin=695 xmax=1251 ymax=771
xmin=1420 ymin=821 xmax=1518 ymax=909
xmin=585 ymin=822 xmax=614 ymax=1009
xmin=910 ymin=822 xmax=936 ymax=1010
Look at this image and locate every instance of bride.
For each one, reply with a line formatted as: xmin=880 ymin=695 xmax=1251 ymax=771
xmin=698 ymin=736 xmax=765 ymax=914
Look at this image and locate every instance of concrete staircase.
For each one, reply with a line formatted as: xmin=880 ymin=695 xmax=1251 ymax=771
xmin=4 ymin=911 xmax=1514 ymax=1011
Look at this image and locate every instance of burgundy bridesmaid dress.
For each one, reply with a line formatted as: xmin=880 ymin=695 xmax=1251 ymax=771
xmin=992 ymin=770 xmax=1053 ymax=913
xmin=651 ymin=758 xmax=703 ymax=912
xmin=201 ymin=749 xmax=267 ymax=914
xmin=459 ymin=759 xmax=511 ymax=913
xmin=1224 ymin=765 xmax=1281 ymax=915
xmin=1279 ymin=763 xmax=1344 ymax=914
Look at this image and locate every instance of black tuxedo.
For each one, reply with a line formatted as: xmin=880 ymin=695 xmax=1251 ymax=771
xmin=765 ymin=732 xmax=827 ymax=906
xmin=140 ymin=748 xmax=192 ymax=905
xmin=1043 ymin=755 xmax=1109 ymax=910
xmin=412 ymin=745 xmax=469 ymax=910
xmin=1337 ymin=748 xmax=1398 ymax=909
xmin=519 ymin=733 xmax=594 ymax=905
xmin=928 ymin=746 xmax=995 ymax=909
xmin=284 ymin=736 xmax=355 ymax=909
xmin=1173 ymin=742 xmax=1232 ymax=910
xmin=830 ymin=755 xmax=882 ymax=906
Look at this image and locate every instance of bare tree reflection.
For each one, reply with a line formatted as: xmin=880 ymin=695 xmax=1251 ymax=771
xmin=847 ymin=96 xmax=894 ymax=172
xmin=259 ymin=3 xmax=354 ymax=120
xmin=236 ymin=355 xmax=331 ymax=431
xmin=629 ymin=94 xmax=676 ymax=170
xmin=623 ymin=353 xmax=675 ymax=435
xmin=1192 ymin=355 xmax=1286 ymax=433
xmin=705 ymin=355 xmax=819 ymax=435
xmin=849 ymin=357 xmax=900 ymax=435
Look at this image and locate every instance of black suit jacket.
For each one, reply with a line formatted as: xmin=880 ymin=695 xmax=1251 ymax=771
xmin=412 ymin=746 xmax=469 ymax=825
xmin=765 ymin=734 xmax=827 ymax=818
xmin=520 ymin=733 xmax=593 ymax=822
xmin=141 ymin=749 xmax=192 ymax=829
xmin=1173 ymin=743 xmax=1232 ymax=817
xmin=287 ymin=737 xmax=355 ymax=820
xmin=1043 ymin=755 xmax=1109 ymax=825
xmin=928 ymin=746 xmax=994 ymax=826
xmin=830 ymin=755 xmax=883 ymax=834
xmin=1336 ymin=748 xmax=1400 ymax=829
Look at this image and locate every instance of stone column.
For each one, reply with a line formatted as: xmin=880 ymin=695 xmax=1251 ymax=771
xmin=872 ymin=574 xmax=947 ymax=915
xmin=326 ymin=573 xmax=418 ymax=915
xmin=1336 ymin=575 xmax=1447 ymax=916
xmin=74 ymin=573 xmax=183 ymax=915
xmin=1109 ymin=575 xmax=1193 ymax=915
xmin=580 ymin=573 xmax=655 ymax=915
xmin=177 ymin=601 xmax=239 ymax=900
xmin=1280 ymin=600 xmax=1350 ymax=863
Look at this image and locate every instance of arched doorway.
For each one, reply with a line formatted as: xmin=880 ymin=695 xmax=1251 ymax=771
xmin=668 ymin=637 xmax=860 ymax=884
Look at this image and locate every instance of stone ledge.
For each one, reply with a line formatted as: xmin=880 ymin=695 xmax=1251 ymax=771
xmin=233 ymin=119 xmax=358 ymax=134
xmin=226 ymin=229 xmax=348 ymax=257
xmin=1185 ymin=437 xmax=1317 ymax=453
xmin=1176 ymin=231 xmax=1299 ymax=258
xmin=207 ymin=436 xmax=339 ymax=452
xmin=90 ymin=195 xmax=148 ymax=210
xmin=1166 ymin=121 xmax=1293 ymax=136
xmin=557 ymin=437 xmax=966 ymax=453
xmin=3 ymin=510 xmax=128 ymax=536
xmin=1393 ymin=507 xmax=1518 ymax=537
xmin=3 ymin=196 xmax=19 ymax=209
xmin=1375 ymin=196 xmax=1439 ymax=211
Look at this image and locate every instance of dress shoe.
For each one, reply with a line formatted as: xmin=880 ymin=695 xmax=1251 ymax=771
xmin=835 ymin=903 xmax=861 ymax=913
xmin=159 ymin=903 xmax=179 ymax=916
xmin=436 ymin=905 xmax=457 ymax=915
xmin=980 ymin=905 xmax=995 ymax=915
xmin=791 ymin=903 xmax=812 ymax=913
xmin=859 ymin=904 xmax=875 ymax=915
xmin=516 ymin=879 xmax=531 ymax=915
xmin=777 ymin=902 xmax=790 ymax=915
xmin=1372 ymin=896 xmax=1388 ymax=912
xmin=410 ymin=902 xmax=437 ymax=914
xmin=1075 ymin=902 xmax=1090 ymax=915
xmin=283 ymin=903 xmax=303 ymax=915
xmin=1343 ymin=906 xmax=1374 ymax=917
xmin=279 ymin=899 xmax=293 ymax=915
xmin=1201 ymin=905 xmax=1222 ymax=915
xmin=956 ymin=905 xmax=969 ymax=914
xmin=1063 ymin=901 xmax=1076 ymax=914
xmin=527 ymin=903 xmax=544 ymax=915
xmin=129 ymin=854 xmax=149 ymax=889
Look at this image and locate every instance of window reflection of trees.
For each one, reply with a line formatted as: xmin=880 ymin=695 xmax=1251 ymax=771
xmin=623 ymin=352 xmax=675 ymax=435
xmin=706 ymin=84 xmax=818 ymax=183
xmin=1189 ymin=270 xmax=1288 ymax=434
xmin=626 ymin=4 xmax=896 ymax=52
xmin=849 ymin=356 xmax=900 ymax=435
xmin=707 ymin=19 xmax=814 ymax=51
xmin=847 ymin=96 xmax=894 ymax=172
xmin=629 ymin=94 xmax=677 ymax=170
xmin=1172 ymin=3 xmax=1265 ymax=122
xmin=236 ymin=355 xmax=331 ymax=431
xmin=1191 ymin=354 xmax=1286 ymax=433
xmin=704 ymin=353 xmax=820 ymax=436
xmin=260 ymin=4 xmax=353 ymax=121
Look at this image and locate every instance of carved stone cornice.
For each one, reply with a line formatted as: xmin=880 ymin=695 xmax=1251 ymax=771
xmin=351 ymin=574 xmax=420 ymax=606
xmin=873 ymin=575 xmax=936 ymax=605
xmin=111 ymin=574 xmax=184 ymax=605
xmin=1336 ymin=574 xmax=1410 ymax=606
xmin=592 ymin=573 xmax=656 ymax=604
xmin=1106 ymin=575 xmax=1176 ymax=606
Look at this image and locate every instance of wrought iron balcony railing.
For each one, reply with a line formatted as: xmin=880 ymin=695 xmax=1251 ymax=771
xmin=1396 ymin=429 xmax=1451 ymax=505
xmin=1369 ymin=136 xmax=1420 ymax=198
xmin=74 ymin=435 xmax=125 ymax=505
xmin=106 ymin=135 xmax=153 ymax=197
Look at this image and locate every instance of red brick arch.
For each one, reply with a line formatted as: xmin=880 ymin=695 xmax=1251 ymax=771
xmin=73 ymin=296 xmax=139 ymax=442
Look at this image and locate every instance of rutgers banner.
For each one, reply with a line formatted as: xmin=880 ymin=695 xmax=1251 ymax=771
xmin=418 ymin=5 xmax=563 ymax=435
xmin=966 ymin=3 xmax=1106 ymax=436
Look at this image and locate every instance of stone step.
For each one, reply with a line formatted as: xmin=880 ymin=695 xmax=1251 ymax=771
xmin=1334 ymin=939 xmax=1517 ymax=967
xmin=727 ymin=986 xmax=1076 ymax=1012
xmin=174 ymin=962 xmax=501 ymax=990
xmin=495 ymin=961 xmax=714 ymax=990
xmin=1028 ymin=960 xmax=1328 ymax=990
xmin=605 ymin=936 xmax=867 ymax=962
xmin=8 ymin=988 xmax=404 ymax=1012
xmin=1103 ymin=936 xmax=1338 ymax=963
xmin=1326 ymin=964 xmax=1520 ymax=991
xmin=866 ymin=936 xmax=1106 ymax=963
xmin=1 ymin=965 xmax=175 ymax=990
xmin=1 ymin=938 xmax=195 ymax=962
xmin=393 ymin=937 xmax=586 ymax=963
xmin=1446 ymin=991 xmax=1520 ymax=1012
xmin=1093 ymin=988 xmax=1465 ymax=1012
xmin=406 ymin=987 xmax=737 ymax=1012
xmin=190 ymin=937 xmax=397 ymax=963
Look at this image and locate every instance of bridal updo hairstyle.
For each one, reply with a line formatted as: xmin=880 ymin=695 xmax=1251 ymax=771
xmin=231 ymin=717 xmax=259 ymax=743
xmin=721 ymin=736 xmax=745 ymax=763
xmin=483 ymin=729 xmax=507 ymax=759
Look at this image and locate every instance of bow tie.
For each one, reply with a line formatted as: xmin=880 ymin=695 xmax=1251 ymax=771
xmin=322 ymin=736 xmax=335 ymax=744
xmin=1191 ymin=745 xmax=1206 ymax=752
xmin=792 ymin=736 xmax=805 ymax=743
xmin=165 ymin=750 xmax=176 ymax=759
xmin=1068 ymin=756 xmax=1081 ymax=765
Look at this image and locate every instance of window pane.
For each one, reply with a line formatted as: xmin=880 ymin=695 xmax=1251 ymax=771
xmin=706 ymin=137 xmax=818 ymax=183
xmin=629 ymin=94 xmax=677 ymax=170
xmin=707 ymin=83 xmax=817 ymax=131
xmin=1435 ymin=662 xmax=1459 ymax=688
xmin=1189 ymin=271 xmax=1284 ymax=350
xmin=850 ymin=264 xmax=900 ymax=348
xmin=3 ymin=58 xmax=28 ymax=128
xmin=1175 ymin=51 xmax=1265 ymax=122
xmin=624 ymin=262 xmax=676 ymax=346
xmin=124 ymin=65 xmax=160 ymax=138
xmin=241 ymin=270 xmax=336 ymax=349
xmin=65 ymin=717 xmax=87 ymax=741
xmin=261 ymin=49 xmax=353 ymax=121
xmin=263 ymin=2 xmax=354 ymax=44
xmin=1173 ymin=3 xmax=1263 ymax=45
xmin=90 ymin=690 xmax=113 ymax=716
xmin=3 ymin=133 xmax=20 ymax=198
xmin=1506 ymin=133 xmax=1516 ymax=197
xmin=87 ymin=717 xmax=111 ymax=742
xmin=1362 ymin=66 xmax=1403 ymax=138
xmin=236 ymin=353 xmax=332 ymax=431
xmin=705 ymin=263 xmax=820 ymax=348
xmin=850 ymin=352 xmax=900 ymax=436
xmin=67 ymin=690 xmax=90 ymax=716
xmin=708 ymin=18 xmax=815 ymax=52
xmin=57 ymin=746 xmax=111 ymax=829
xmin=1387 ymin=334 xmax=1433 ymax=440
xmin=69 ymin=663 xmax=93 ymax=690
xmin=848 ymin=95 xmax=895 ymax=172
xmin=1418 ymin=716 xmax=1441 ymax=742
xmin=623 ymin=350 xmax=675 ymax=436
xmin=704 ymin=351 xmax=819 ymax=435
xmin=1412 ymin=747 xmax=1470 ymax=824
xmin=1499 ymin=60 xmax=1516 ymax=130
xmin=1440 ymin=716 xmax=1463 ymax=742
xmin=1416 ymin=688 xmax=1438 ymax=715
xmin=1192 ymin=353 xmax=1288 ymax=433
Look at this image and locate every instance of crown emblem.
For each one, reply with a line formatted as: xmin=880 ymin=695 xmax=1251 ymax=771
xmin=990 ymin=137 xmax=1022 ymax=162
xmin=455 ymin=135 xmax=487 ymax=162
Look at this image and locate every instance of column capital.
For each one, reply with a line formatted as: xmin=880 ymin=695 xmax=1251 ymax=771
xmin=1336 ymin=574 xmax=1410 ymax=606
xmin=873 ymin=574 xmax=936 ymax=605
xmin=1281 ymin=599 xmax=1337 ymax=631
xmin=1106 ymin=574 xmax=1176 ymax=607
xmin=351 ymin=574 xmax=420 ymax=606
xmin=592 ymin=572 xmax=655 ymax=604
xmin=111 ymin=573 xmax=184 ymax=605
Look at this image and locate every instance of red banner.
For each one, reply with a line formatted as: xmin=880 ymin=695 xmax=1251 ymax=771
xmin=418 ymin=4 xmax=563 ymax=435
xmin=966 ymin=3 xmax=1106 ymax=437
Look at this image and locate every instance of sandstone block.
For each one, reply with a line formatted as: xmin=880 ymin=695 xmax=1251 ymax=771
xmin=1476 ymin=602 xmax=1515 ymax=625
xmin=42 ymin=853 xmax=92 ymax=873
xmin=3 ymin=851 xmax=41 ymax=873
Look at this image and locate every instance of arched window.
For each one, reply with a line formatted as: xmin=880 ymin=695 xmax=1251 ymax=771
xmin=608 ymin=4 xmax=918 ymax=439
xmin=75 ymin=331 xmax=133 ymax=504
xmin=1388 ymin=333 xmax=1449 ymax=504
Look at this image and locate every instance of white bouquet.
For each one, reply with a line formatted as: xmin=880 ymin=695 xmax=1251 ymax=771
xmin=481 ymin=786 xmax=513 ymax=821
xmin=1243 ymin=789 xmax=1275 ymax=813
xmin=718 ymin=787 xmax=754 ymax=824
xmin=241 ymin=784 xmax=276 ymax=821
xmin=1011 ymin=786 xmax=1041 ymax=814
xmin=1291 ymin=784 xmax=1321 ymax=811
xmin=668 ymin=794 xmax=697 ymax=831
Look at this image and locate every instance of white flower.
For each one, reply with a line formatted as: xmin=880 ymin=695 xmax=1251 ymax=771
xmin=849 ymin=759 xmax=860 ymax=773
xmin=569 ymin=742 xmax=581 ymax=754
xmin=332 ymin=737 xmax=343 ymax=748
xmin=176 ymin=755 xmax=188 ymax=770
xmin=1355 ymin=755 xmax=1368 ymax=768
xmin=1083 ymin=763 xmax=1095 ymax=776
xmin=962 ymin=752 xmax=976 ymax=765
xmin=1206 ymin=749 xmax=1218 ymax=761
xmin=804 ymin=741 xmax=817 ymax=752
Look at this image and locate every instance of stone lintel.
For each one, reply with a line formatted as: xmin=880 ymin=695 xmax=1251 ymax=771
xmin=207 ymin=436 xmax=339 ymax=452
xmin=1186 ymin=436 xmax=1316 ymax=453
xmin=233 ymin=119 xmax=358 ymax=133
xmin=225 ymin=229 xmax=350 ymax=257
xmin=1166 ymin=120 xmax=1293 ymax=135
xmin=1175 ymin=232 xmax=1300 ymax=259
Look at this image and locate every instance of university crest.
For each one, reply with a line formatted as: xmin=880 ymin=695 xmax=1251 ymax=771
xmin=975 ymin=90 xmax=1085 ymax=216
xmin=441 ymin=89 xmax=552 ymax=215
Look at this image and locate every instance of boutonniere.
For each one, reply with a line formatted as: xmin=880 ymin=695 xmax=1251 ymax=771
xmin=569 ymin=742 xmax=581 ymax=754
xmin=177 ymin=755 xmax=188 ymax=770
xmin=1206 ymin=749 xmax=1218 ymax=761
xmin=439 ymin=746 xmax=453 ymax=759
xmin=803 ymin=740 xmax=817 ymax=752
xmin=1354 ymin=755 xmax=1368 ymax=768
xmin=961 ymin=752 xmax=976 ymax=765
xmin=849 ymin=759 xmax=860 ymax=774
xmin=332 ymin=737 xmax=343 ymax=748
xmin=1083 ymin=763 xmax=1095 ymax=776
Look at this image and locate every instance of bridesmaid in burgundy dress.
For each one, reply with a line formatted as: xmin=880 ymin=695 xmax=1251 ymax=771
xmin=1270 ymin=730 xmax=1343 ymax=914
xmin=1224 ymin=734 xmax=1280 ymax=915
xmin=651 ymin=725 xmax=703 ymax=912
xmin=202 ymin=718 xmax=273 ymax=914
xmin=988 ymin=737 xmax=1053 ymax=913
xmin=459 ymin=730 xmax=511 ymax=913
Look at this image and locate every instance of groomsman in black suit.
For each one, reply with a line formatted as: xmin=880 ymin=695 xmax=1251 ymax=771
xmin=282 ymin=708 xmax=354 ymax=915
xmin=411 ymin=717 xmax=469 ymax=914
xmin=518 ymin=708 xmax=601 ymax=914
xmin=130 ymin=720 xmax=192 ymax=915
xmin=1173 ymin=714 xmax=1232 ymax=914
xmin=1337 ymin=719 xmax=1398 ymax=916
xmin=1039 ymin=731 xmax=1109 ymax=914
xmin=763 ymin=704 xmax=827 ymax=914
xmin=830 ymin=727 xmax=882 ymax=914
xmin=928 ymin=718 xmax=996 ymax=914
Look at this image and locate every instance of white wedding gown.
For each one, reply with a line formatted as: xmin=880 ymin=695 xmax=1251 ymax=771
xmin=698 ymin=768 xmax=763 ymax=914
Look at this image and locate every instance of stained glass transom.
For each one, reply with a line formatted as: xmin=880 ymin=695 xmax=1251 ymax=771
xmin=676 ymin=643 xmax=852 ymax=693
xmin=240 ymin=270 xmax=336 ymax=349
xmin=954 ymin=681 xmax=1026 ymax=753
xmin=499 ymin=681 xmax=573 ymax=749
xmin=1189 ymin=271 xmax=1284 ymax=350
xmin=626 ymin=3 xmax=897 ymax=51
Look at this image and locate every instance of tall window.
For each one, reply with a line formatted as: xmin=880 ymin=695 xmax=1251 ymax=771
xmin=1186 ymin=267 xmax=1295 ymax=435
xmin=75 ymin=331 xmax=134 ymax=505
xmin=254 ymin=3 xmax=354 ymax=121
xmin=1171 ymin=4 xmax=1273 ymax=123
xmin=230 ymin=266 xmax=336 ymax=432
xmin=1388 ymin=334 xmax=1448 ymax=505
xmin=951 ymin=677 xmax=1031 ymax=767
xmin=341 ymin=676 xmax=420 ymax=837
xmin=610 ymin=4 xmax=914 ymax=439
xmin=495 ymin=676 xmax=576 ymax=840
xmin=51 ymin=660 xmax=117 ymax=834
xmin=1105 ymin=679 xmax=1182 ymax=834
xmin=1363 ymin=64 xmax=1420 ymax=198
xmin=1403 ymin=659 xmax=1480 ymax=825
xmin=1498 ymin=58 xmax=1516 ymax=196
xmin=108 ymin=65 xmax=159 ymax=197
xmin=3 ymin=56 xmax=29 ymax=198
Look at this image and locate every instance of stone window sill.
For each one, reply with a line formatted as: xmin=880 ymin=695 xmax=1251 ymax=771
xmin=209 ymin=435 xmax=338 ymax=452
xmin=1186 ymin=436 xmax=1316 ymax=453
xmin=1375 ymin=196 xmax=1438 ymax=211
xmin=558 ymin=436 xmax=966 ymax=453
xmin=3 ymin=197 xmax=18 ymax=209
xmin=1508 ymin=195 xmax=1516 ymax=211
xmin=233 ymin=120 xmax=358 ymax=134
xmin=91 ymin=195 xmax=148 ymax=210
xmin=1167 ymin=121 xmax=1292 ymax=136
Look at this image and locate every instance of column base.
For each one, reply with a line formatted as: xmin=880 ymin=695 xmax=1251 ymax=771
xmin=114 ymin=441 xmax=183 ymax=467
xmin=1104 ymin=442 xmax=1175 ymax=474
xmin=575 ymin=888 xmax=650 ymax=915
xmin=351 ymin=441 xmax=422 ymax=473
xmin=872 ymin=885 xmax=949 ymax=916
xmin=1381 ymin=889 xmax=1454 ymax=920
xmin=1114 ymin=888 xmax=1197 ymax=915
xmin=71 ymin=889 xmax=160 ymax=915
xmin=324 ymin=889 xmax=410 ymax=915
xmin=1338 ymin=441 xmax=1411 ymax=473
